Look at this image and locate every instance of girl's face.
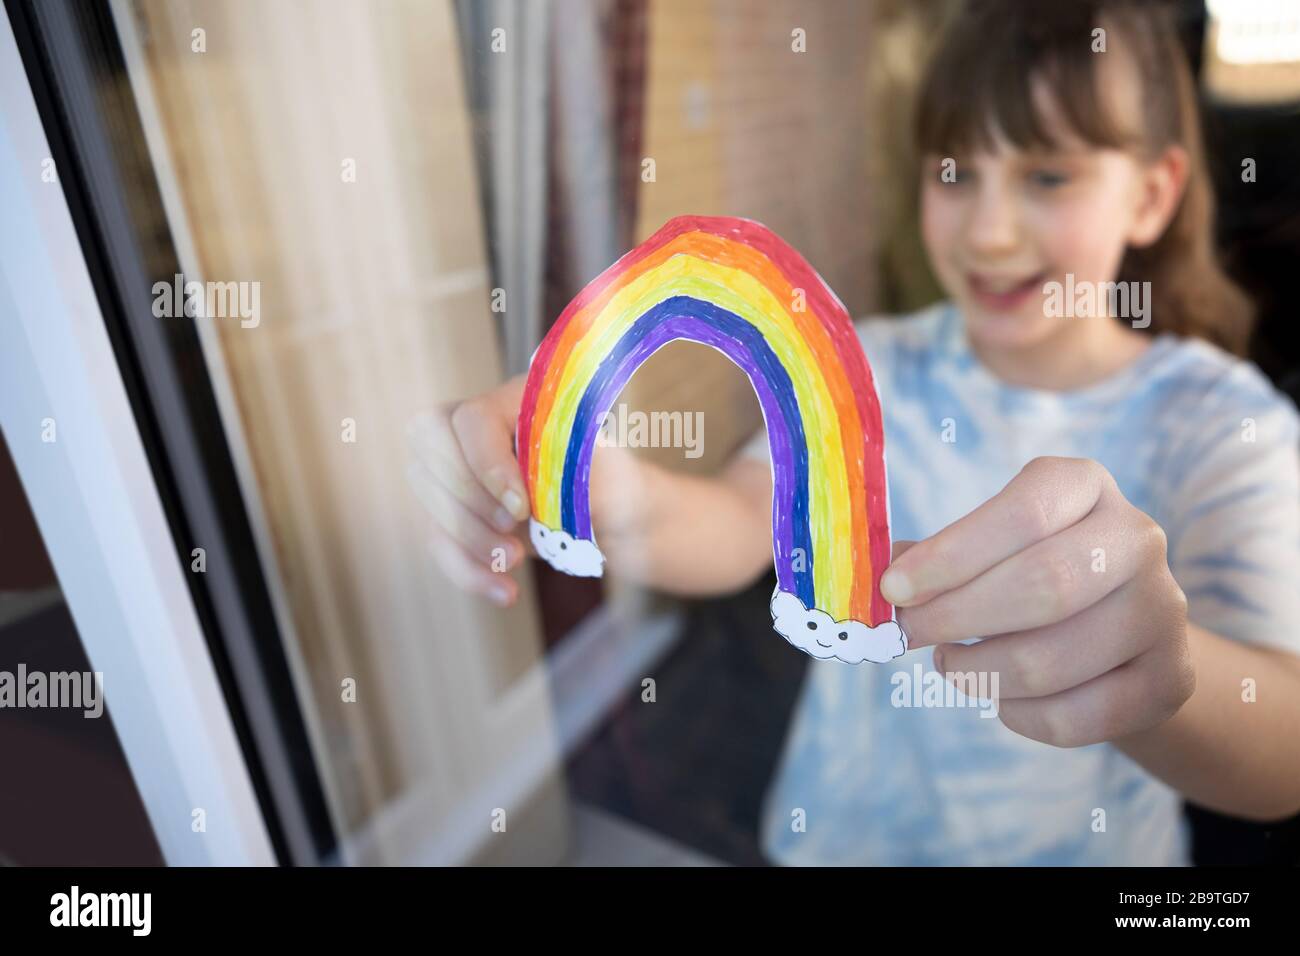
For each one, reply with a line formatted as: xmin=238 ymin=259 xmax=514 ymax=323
xmin=920 ymin=77 xmax=1181 ymax=356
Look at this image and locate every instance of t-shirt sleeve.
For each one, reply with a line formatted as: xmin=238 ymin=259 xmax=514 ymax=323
xmin=1162 ymin=367 xmax=1300 ymax=654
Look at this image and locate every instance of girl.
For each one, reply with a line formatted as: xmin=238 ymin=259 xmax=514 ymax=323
xmin=407 ymin=0 xmax=1300 ymax=864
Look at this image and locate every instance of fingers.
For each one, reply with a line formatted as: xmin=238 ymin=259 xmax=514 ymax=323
xmin=451 ymin=397 xmax=530 ymax=525
xmin=996 ymin=637 xmax=1195 ymax=748
xmin=404 ymin=382 xmax=535 ymax=605
xmin=407 ymin=408 xmax=514 ymax=531
xmin=880 ymin=457 xmax=1115 ymax=607
xmin=885 ymin=456 xmax=1191 ymax=748
xmin=898 ymin=493 xmax=1164 ymax=647
xmin=406 ymin=459 xmax=523 ymax=565
xmin=426 ymin=522 xmax=520 ymax=607
xmin=936 ymin=576 xmax=1183 ymax=699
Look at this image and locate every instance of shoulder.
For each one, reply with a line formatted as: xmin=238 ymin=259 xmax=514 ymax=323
xmin=1148 ymin=337 xmax=1299 ymax=541
xmin=851 ymin=300 xmax=952 ymax=358
xmin=845 ymin=301 xmax=957 ymax=389
xmin=1154 ymin=336 xmax=1299 ymax=444
xmin=1150 ymin=340 xmax=1300 ymax=652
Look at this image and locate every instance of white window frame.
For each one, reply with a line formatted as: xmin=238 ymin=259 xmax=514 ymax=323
xmin=0 ymin=9 xmax=276 ymax=866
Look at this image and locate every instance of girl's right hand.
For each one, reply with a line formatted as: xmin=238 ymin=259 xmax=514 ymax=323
xmin=405 ymin=375 xmax=533 ymax=606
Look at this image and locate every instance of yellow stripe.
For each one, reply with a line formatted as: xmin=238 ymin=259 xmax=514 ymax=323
xmin=537 ymin=254 xmax=852 ymax=614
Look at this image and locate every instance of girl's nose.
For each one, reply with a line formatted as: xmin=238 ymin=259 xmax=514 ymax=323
xmin=964 ymin=182 xmax=1021 ymax=255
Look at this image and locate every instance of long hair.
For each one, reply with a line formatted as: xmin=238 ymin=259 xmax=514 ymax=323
xmin=915 ymin=0 xmax=1253 ymax=353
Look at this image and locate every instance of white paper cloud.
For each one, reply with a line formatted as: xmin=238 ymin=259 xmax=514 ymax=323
xmin=529 ymin=520 xmax=605 ymax=577
xmin=770 ymin=589 xmax=906 ymax=664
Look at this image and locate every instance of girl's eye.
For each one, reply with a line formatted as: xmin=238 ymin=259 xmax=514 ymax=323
xmin=1027 ymin=169 xmax=1069 ymax=189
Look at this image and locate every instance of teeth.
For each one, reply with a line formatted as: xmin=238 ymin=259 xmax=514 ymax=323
xmin=977 ymin=275 xmax=1034 ymax=294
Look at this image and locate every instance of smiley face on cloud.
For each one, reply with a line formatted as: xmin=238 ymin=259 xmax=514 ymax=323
xmin=770 ymin=589 xmax=907 ymax=664
xmin=529 ymin=520 xmax=605 ymax=577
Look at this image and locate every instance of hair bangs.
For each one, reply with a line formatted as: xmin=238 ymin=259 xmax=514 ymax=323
xmin=916 ymin=3 xmax=1136 ymax=158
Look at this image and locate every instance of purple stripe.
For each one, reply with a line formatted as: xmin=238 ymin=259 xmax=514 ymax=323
xmin=572 ymin=315 xmax=797 ymax=594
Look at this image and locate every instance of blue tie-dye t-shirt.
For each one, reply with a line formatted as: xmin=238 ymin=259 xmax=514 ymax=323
xmin=741 ymin=301 xmax=1300 ymax=866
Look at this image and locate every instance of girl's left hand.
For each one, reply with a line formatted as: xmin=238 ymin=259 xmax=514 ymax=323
xmin=879 ymin=456 xmax=1195 ymax=747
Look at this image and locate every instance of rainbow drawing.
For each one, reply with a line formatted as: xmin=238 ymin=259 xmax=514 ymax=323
xmin=516 ymin=215 xmax=905 ymax=664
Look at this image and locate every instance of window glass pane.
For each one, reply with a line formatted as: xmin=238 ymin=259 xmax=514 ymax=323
xmin=114 ymin=0 xmax=880 ymax=865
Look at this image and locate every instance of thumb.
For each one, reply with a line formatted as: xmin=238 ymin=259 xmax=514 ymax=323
xmin=453 ymin=382 xmax=530 ymax=522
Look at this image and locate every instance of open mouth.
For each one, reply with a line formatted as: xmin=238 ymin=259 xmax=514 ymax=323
xmin=967 ymin=270 xmax=1047 ymax=312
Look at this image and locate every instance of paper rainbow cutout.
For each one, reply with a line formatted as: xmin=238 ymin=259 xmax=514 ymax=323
xmin=516 ymin=216 xmax=905 ymax=664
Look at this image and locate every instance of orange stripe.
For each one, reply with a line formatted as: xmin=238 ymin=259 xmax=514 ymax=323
xmin=530 ymin=230 xmax=872 ymax=604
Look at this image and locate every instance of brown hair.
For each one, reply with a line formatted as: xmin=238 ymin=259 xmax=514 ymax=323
xmin=914 ymin=0 xmax=1254 ymax=354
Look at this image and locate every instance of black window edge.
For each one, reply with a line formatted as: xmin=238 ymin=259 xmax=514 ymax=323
xmin=5 ymin=0 xmax=338 ymax=866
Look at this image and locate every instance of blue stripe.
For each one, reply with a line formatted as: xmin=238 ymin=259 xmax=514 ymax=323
xmin=561 ymin=296 xmax=815 ymax=609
